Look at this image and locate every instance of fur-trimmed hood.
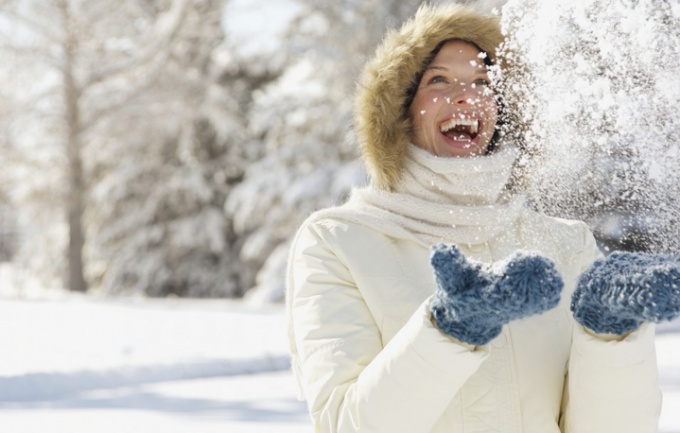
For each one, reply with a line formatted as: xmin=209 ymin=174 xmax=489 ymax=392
xmin=355 ymin=4 xmax=504 ymax=191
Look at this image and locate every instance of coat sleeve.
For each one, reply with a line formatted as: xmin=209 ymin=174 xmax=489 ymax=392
xmin=559 ymin=224 xmax=662 ymax=433
xmin=287 ymin=220 xmax=488 ymax=433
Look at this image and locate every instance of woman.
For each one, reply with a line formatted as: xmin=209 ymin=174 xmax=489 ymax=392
xmin=286 ymin=4 xmax=667 ymax=433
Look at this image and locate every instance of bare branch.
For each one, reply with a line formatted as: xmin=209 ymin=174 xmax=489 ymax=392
xmin=0 ymin=42 xmax=62 ymax=69
xmin=81 ymin=0 xmax=190 ymax=89
xmin=79 ymin=44 xmax=175 ymax=133
xmin=0 ymin=7 xmax=63 ymax=46
xmin=82 ymin=1 xmax=124 ymax=24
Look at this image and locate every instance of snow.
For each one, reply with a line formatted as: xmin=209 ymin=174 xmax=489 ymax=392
xmin=0 ymin=372 xmax=308 ymax=433
xmin=0 ymin=294 xmax=311 ymax=432
xmin=0 ymin=289 xmax=678 ymax=432
xmin=499 ymin=0 xmax=680 ymax=254
xmin=221 ymin=0 xmax=300 ymax=58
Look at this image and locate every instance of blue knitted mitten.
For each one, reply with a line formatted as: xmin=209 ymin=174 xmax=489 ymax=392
xmin=430 ymin=244 xmax=564 ymax=346
xmin=571 ymin=251 xmax=680 ymax=335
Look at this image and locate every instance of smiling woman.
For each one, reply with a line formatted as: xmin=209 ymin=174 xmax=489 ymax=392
xmin=286 ymin=3 xmax=665 ymax=433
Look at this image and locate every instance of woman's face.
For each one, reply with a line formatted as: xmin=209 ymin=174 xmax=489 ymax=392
xmin=408 ymin=40 xmax=498 ymax=158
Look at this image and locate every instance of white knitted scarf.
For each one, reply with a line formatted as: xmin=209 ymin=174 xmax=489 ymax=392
xmin=313 ymin=144 xmax=526 ymax=246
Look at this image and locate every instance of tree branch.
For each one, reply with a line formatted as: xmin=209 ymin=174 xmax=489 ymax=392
xmin=0 ymin=41 xmax=62 ymax=69
xmin=0 ymin=7 xmax=63 ymax=46
xmin=79 ymin=43 xmax=175 ymax=133
xmin=80 ymin=0 xmax=189 ymax=89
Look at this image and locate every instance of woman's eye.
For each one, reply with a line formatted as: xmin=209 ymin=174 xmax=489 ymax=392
xmin=472 ymin=78 xmax=490 ymax=88
xmin=472 ymin=79 xmax=495 ymax=95
xmin=427 ymin=75 xmax=447 ymax=85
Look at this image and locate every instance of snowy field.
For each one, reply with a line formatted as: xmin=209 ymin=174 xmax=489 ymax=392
xmin=0 ymin=294 xmax=311 ymax=433
xmin=0 ymin=290 xmax=678 ymax=432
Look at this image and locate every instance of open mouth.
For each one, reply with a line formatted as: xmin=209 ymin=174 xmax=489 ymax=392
xmin=439 ymin=117 xmax=479 ymax=141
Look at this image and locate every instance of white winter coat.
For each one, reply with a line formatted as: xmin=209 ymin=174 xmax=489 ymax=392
xmin=287 ymin=206 xmax=661 ymax=433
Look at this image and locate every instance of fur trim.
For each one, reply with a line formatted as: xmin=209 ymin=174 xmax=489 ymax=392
xmin=355 ymin=4 xmax=504 ymax=191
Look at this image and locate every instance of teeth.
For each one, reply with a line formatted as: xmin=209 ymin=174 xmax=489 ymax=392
xmin=440 ymin=118 xmax=479 ymax=134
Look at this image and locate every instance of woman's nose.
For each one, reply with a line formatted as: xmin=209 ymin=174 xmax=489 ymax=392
xmin=449 ymin=84 xmax=477 ymax=105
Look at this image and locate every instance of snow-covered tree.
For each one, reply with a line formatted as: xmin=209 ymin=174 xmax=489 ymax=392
xmin=499 ymin=0 xmax=680 ymax=253
xmin=0 ymin=0 xmax=242 ymax=295
xmin=225 ymin=0 xmax=442 ymax=302
xmin=84 ymin=0 xmax=253 ymax=297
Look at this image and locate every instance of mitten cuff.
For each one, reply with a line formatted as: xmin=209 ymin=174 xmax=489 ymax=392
xmin=427 ymin=311 xmax=478 ymax=352
xmin=572 ymin=322 xmax=656 ymax=368
xmin=411 ymin=297 xmax=489 ymax=366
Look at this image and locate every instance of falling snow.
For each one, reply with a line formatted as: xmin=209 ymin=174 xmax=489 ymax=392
xmin=499 ymin=0 xmax=680 ymax=253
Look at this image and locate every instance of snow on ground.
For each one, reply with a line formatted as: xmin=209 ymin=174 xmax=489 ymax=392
xmin=0 ymin=294 xmax=311 ymax=432
xmin=0 ymin=290 xmax=678 ymax=432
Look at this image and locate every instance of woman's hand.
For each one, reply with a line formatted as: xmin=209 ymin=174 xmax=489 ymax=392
xmin=571 ymin=251 xmax=680 ymax=335
xmin=429 ymin=244 xmax=564 ymax=346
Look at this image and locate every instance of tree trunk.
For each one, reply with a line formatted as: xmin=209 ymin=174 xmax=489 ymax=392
xmin=61 ymin=0 xmax=86 ymax=292
xmin=66 ymin=120 xmax=86 ymax=293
